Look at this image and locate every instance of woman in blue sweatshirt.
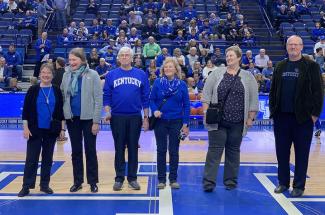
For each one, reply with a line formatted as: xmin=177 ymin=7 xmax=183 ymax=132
xmin=150 ymin=57 xmax=190 ymax=189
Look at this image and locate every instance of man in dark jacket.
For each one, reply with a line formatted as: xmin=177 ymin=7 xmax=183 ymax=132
xmin=269 ymin=35 xmax=324 ymax=197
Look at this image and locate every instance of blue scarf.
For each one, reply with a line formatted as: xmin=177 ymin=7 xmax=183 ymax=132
xmin=69 ymin=65 xmax=86 ymax=97
xmin=160 ymin=76 xmax=181 ymax=97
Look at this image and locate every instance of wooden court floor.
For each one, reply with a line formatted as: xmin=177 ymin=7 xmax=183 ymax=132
xmin=0 ymin=128 xmax=324 ymax=215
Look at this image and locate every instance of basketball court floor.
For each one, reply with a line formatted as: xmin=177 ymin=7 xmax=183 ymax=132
xmin=0 ymin=127 xmax=324 ymax=215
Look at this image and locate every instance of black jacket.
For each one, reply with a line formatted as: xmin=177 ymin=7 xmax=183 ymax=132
xmin=52 ymin=68 xmax=65 ymax=88
xmin=22 ymin=84 xmax=64 ymax=137
xmin=269 ymin=56 xmax=324 ymax=124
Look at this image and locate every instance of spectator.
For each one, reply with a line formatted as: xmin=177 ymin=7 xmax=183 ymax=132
xmin=158 ymin=10 xmax=173 ymax=27
xmin=159 ymin=19 xmax=173 ymax=39
xmin=314 ymin=36 xmax=325 ymax=55
xmin=34 ymin=32 xmax=52 ymax=77
xmin=4 ymin=78 xmax=22 ymax=92
xmin=37 ymin=0 xmax=48 ymax=37
xmin=0 ymin=0 xmax=8 ymax=14
xmin=247 ymin=62 xmax=260 ymax=75
xmin=184 ymin=39 xmax=199 ymax=55
xmin=158 ymin=0 xmax=172 ymax=11
xmin=89 ymin=19 xmax=102 ymax=36
xmin=193 ymin=72 xmax=204 ymax=92
xmin=116 ymin=36 xmax=131 ymax=51
xmin=145 ymin=59 xmax=159 ymax=77
xmin=255 ymin=73 xmax=271 ymax=93
xmin=156 ymin=48 xmax=170 ymax=68
xmin=288 ymin=5 xmax=300 ymax=22
xmin=96 ymin=58 xmax=110 ymax=79
xmin=210 ymin=48 xmax=226 ymax=66
xmin=174 ymin=30 xmax=185 ymax=45
xmin=173 ymin=19 xmax=186 ymax=37
xmin=57 ymin=28 xmax=73 ymax=46
xmin=254 ymin=49 xmax=270 ymax=71
xmin=242 ymin=32 xmax=255 ymax=46
xmin=143 ymin=36 xmax=161 ymax=59
xmin=312 ymin=22 xmax=325 ymax=41
xmin=0 ymin=57 xmax=11 ymax=88
xmin=142 ymin=18 xmax=158 ymax=39
xmin=241 ymin=50 xmax=255 ymax=69
xmin=199 ymin=49 xmax=210 ymax=67
xmin=86 ymin=0 xmax=98 ymax=16
xmin=53 ymin=0 xmax=68 ymax=30
xmin=143 ymin=0 xmax=158 ymax=14
xmin=184 ymin=4 xmax=197 ymax=21
xmin=87 ymin=48 xmax=100 ymax=70
xmin=188 ymin=19 xmax=199 ymax=35
xmin=103 ymin=19 xmax=117 ymax=36
xmin=18 ymin=0 xmax=33 ymax=14
xmin=4 ymin=44 xmax=22 ymax=81
xmin=186 ymin=47 xmax=199 ymax=70
xmin=8 ymin=0 xmax=18 ymax=14
xmin=191 ymin=61 xmax=203 ymax=77
xmin=238 ymin=23 xmax=254 ymax=39
xmin=116 ymin=20 xmax=130 ymax=36
xmin=202 ymin=59 xmax=217 ymax=80
xmin=129 ymin=11 xmax=142 ymax=27
xmin=101 ymin=46 xmax=117 ymax=67
xmin=132 ymin=39 xmax=143 ymax=56
xmin=199 ymin=19 xmax=213 ymax=38
xmin=262 ymin=60 xmax=274 ymax=78
xmin=173 ymin=48 xmax=186 ymax=65
xmin=129 ymin=27 xmax=141 ymax=45
xmin=52 ymin=56 xmax=65 ymax=87
xmin=133 ymin=56 xmax=144 ymax=70
xmin=315 ymin=47 xmax=324 ymax=72
xmin=18 ymin=10 xmax=37 ymax=37
xmin=68 ymin=21 xmax=78 ymax=36
xmin=187 ymin=77 xmax=197 ymax=94
xmin=77 ymin=22 xmax=89 ymax=36
xmin=143 ymin=9 xmax=157 ymax=25
xmin=199 ymin=37 xmax=214 ymax=55
xmin=187 ymin=27 xmax=199 ymax=41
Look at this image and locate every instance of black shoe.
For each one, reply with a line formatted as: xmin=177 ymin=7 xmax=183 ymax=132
xmin=291 ymin=188 xmax=304 ymax=197
xmin=90 ymin=184 xmax=98 ymax=193
xmin=40 ymin=187 xmax=54 ymax=194
xmin=274 ymin=185 xmax=288 ymax=194
xmin=314 ymin=129 xmax=321 ymax=137
xmin=70 ymin=184 xmax=82 ymax=192
xmin=225 ymin=184 xmax=237 ymax=190
xmin=204 ymin=188 xmax=214 ymax=192
xmin=18 ymin=188 xmax=30 ymax=197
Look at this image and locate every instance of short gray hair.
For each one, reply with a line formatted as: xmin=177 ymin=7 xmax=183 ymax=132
xmin=118 ymin=47 xmax=134 ymax=59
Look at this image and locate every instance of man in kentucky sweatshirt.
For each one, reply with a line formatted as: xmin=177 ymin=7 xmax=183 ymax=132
xmin=103 ymin=47 xmax=150 ymax=191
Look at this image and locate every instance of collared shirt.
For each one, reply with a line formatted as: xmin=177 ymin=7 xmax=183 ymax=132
xmin=254 ymin=54 xmax=269 ymax=68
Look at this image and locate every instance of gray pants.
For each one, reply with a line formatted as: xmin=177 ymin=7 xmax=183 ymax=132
xmin=203 ymin=122 xmax=243 ymax=190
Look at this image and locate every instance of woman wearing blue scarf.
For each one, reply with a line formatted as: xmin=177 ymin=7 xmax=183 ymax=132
xmin=150 ymin=57 xmax=190 ymax=189
xmin=61 ymin=48 xmax=103 ymax=193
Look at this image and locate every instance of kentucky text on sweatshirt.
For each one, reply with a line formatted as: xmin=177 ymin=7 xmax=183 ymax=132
xmin=103 ymin=67 xmax=150 ymax=115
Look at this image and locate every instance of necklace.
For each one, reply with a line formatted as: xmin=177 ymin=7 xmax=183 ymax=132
xmin=41 ymin=86 xmax=52 ymax=105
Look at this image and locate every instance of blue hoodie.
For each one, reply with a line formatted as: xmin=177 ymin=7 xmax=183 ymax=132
xmin=103 ymin=67 xmax=150 ymax=115
xmin=150 ymin=78 xmax=190 ymax=124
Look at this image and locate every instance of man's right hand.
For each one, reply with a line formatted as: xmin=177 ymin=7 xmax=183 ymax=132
xmin=154 ymin=110 xmax=162 ymax=118
xmin=104 ymin=112 xmax=111 ymax=123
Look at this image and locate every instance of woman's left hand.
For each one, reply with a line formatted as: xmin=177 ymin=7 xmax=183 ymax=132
xmin=246 ymin=118 xmax=254 ymax=128
xmin=92 ymin=123 xmax=99 ymax=135
xmin=181 ymin=124 xmax=189 ymax=136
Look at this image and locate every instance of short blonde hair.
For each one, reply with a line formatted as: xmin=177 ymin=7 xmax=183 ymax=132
xmin=160 ymin=57 xmax=182 ymax=79
xmin=225 ymin=45 xmax=242 ymax=59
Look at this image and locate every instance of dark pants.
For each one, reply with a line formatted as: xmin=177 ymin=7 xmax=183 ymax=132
xmin=33 ymin=60 xmax=43 ymax=78
xmin=203 ymin=121 xmax=243 ymax=190
xmin=66 ymin=117 xmax=98 ymax=185
xmin=315 ymin=119 xmax=321 ymax=130
xmin=110 ymin=115 xmax=142 ymax=183
xmin=273 ymin=113 xmax=313 ymax=190
xmin=154 ymin=119 xmax=183 ymax=183
xmin=22 ymin=129 xmax=56 ymax=189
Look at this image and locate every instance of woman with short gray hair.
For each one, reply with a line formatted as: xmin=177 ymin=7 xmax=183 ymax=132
xmin=202 ymin=46 xmax=259 ymax=192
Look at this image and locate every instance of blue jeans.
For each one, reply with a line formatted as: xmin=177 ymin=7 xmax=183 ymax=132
xmin=315 ymin=119 xmax=321 ymax=130
xmin=154 ymin=119 xmax=183 ymax=183
xmin=55 ymin=10 xmax=66 ymax=30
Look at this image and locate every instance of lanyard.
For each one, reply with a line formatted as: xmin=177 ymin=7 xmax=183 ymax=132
xmin=41 ymin=86 xmax=52 ymax=105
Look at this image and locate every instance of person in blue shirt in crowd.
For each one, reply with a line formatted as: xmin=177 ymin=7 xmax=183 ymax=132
xmin=96 ymin=58 xmax=110 ymax=79
xmin=101 ymin=46 xmax=117 ymax=67
xmin=241 ymin=50 xmax=255 ymax=69
xmin=18 ymin=63 xmax=64 ymax=197
xmin=34 ymin=32 xmax=52 ymax=78
xmin=159 ymin=19 xmax=174 ymax=39
xmin=4 ymin=44 xmax=22 ymax=81
xmin=187 ymin=28 xmax=200 ymax=41
xmin=184 ymin=4 xmax=197 ymax=21
xmin=103 ymin=46 xmax=150 ymax=191
xmin=103 ymin=19 xmax=117 ymax=36
xmin=60 ymin=48 xmax=103 ymax=194
xmin=0 ymin=0 xmax=8 ymax=14
xmin=89 ymin=19 xmax=103 ymax=36
xmin=312 ymin=22 xmax=325 ymax=41
xmin=150 ymin=57 xmax=190 ymax=189
xmin=18 ymin=10 xmax=37 ymax=38
xmin=57 ymin=28 xmax=74 ymax=46
xmin=156 ymin=48 xmax=170 ymax=68
xmin=0 ymin=57 xmax=12 ymax=88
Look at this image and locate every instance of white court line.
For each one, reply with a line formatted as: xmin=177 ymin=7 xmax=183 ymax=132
xmin=0 ymin=196 xmax=159 ymax=201
xmin=254 ymin=173 xmax=302 ymax=215
xmin=138 ymin=162 xmax=278 ymax=167
xmin=290 ymin=198 xmax=325 ymax=202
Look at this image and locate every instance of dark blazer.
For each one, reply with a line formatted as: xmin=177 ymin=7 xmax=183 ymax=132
xmin=52 ymin=68 xmax=65 ymax=88
xmin=22 ymin=84 xmax=64 ymax=137
xmin=269 ymin=56 xmax=324 ymax=124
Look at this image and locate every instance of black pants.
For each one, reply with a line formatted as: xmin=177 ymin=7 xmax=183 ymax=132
xmin=154 ymin=119 xmax=183 ymax=183
xmin=273 ymin=113 xmax=313 ymax=190
xmin=203 ymin=121 xmax=243 ymax=190
xmin=22 ymin=129 xmax=56 ymax=189
xmin=67 ymin=117 xmax=98 ymax=185
xmin=110 ymin=115 xmax=142 ymax=182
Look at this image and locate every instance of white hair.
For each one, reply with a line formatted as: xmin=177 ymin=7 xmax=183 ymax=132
xmin=117 ymin=47 xmax=134 ymax=59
